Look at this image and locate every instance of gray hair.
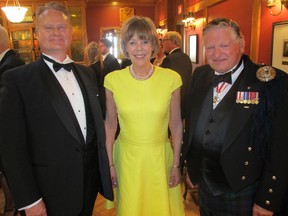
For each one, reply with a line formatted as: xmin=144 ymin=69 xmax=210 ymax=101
xmin=203 ymin=18 xmax=243 ymax=39
xmin=164 ymin=31 xmax=182 ymax=47
xmin=120 ymin=16 xmax=159 ymax=58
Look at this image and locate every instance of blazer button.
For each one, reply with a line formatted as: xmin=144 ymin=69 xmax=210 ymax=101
xmin=272 ymin=176 xmax=277 ymax=180
xmin=248 ymin=147 xmax=252 ymax=151
xmin=244 ymin=161 xmax=249 ymax=166
xmin=268 ymin=188 xmax=273 ymax=193
xmin=75 ymin=148 xmax=80 ymax=152
xmin=265 ymin=200 xmax=270 ymax=205
xmin=241 ymin=176 xmax=246 ymax=180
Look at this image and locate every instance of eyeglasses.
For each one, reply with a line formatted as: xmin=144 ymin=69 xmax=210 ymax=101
xmin=162 ymin=38 xmax=171 ymax=42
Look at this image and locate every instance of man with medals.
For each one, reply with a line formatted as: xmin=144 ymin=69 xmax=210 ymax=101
xmin=181 ymin=18 xmax=288 ymax=215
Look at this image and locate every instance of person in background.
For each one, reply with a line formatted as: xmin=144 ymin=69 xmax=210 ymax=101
xmin=0 ymin=2 xmax=113 ymax=215
xmin=151 ymin=38 xmax=166 ymax=66
xmin=104 ymin=16 xmax=185 ymax=216
xmin=0 ymin=25 xmax=25 ymax=76
xmin=0 ymin=24 xmax=25 ymax=216
xmin=181 ymin=17 xmax=288 ymax=216
xmin=120 ymin=58 xmax=132 ymax=69
xmin=99 ymin=38 xmax=120 ymax=75
xmin=161 ymin=31 xmax=192 ymax=119
xmin=84 ymin=41 xmax=106 ymax=116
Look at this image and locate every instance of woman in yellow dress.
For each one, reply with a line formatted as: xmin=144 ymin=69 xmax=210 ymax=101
xmin=104 ymin=16 xmax=185 ymax=216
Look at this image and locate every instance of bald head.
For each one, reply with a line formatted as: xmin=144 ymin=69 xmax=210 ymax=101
xmin=0 ymin=25 xmax=10 ymax=53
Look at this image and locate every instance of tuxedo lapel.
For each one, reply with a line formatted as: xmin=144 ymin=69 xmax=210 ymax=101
xmin=38 ymin=59 xmax=84 ymax=145
xmin=73 ymin=65 xmax=105 ymax=146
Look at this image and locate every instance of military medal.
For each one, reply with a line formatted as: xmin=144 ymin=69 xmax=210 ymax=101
xmin=213 ymin=95 xmax=220 ymax=104
xmin=236 ymin=91 xmax=259 ymax=104
xmin=256 ymin=66 xmax=276 ymax=82
xmin=213 ymin=82 xmax=229 ymax=105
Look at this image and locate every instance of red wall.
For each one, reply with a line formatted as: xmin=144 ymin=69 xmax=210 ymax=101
xmin=205 ymin=0 xmax=252 ymax=56
xmin=86 ymin=5 xmax=155 ymax=42
xmin=259 ymin=2 xmax=288 ymax=65
xmin=184 ymin=0 xmax=252 ymax=69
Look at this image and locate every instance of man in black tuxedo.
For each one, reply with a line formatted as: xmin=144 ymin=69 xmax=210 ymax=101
xmin=0 ymin=3 xmax=113 ymax=216
xmin=0 ymin=24 xmax=25 ymax=216
xmin=161 ymin=31 xmax=192 ymax=119
xmin=181 ymin=18 xmax=288 ymax=215
xmin=99 ymin=38 xmax=120 ymax=75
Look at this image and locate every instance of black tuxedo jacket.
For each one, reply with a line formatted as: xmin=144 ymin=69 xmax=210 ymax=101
xmin=161 ymin=48 xmax=192 ymax=118
xmin=0 ymin=49 xmax=25 ymax=78
xmin=103 ymin=53 xmax=120 ymax=75
xmin=182 ymin=55 xmax=288 ymax=212
xmin=0 ymin=56 xmax=113 ymax=215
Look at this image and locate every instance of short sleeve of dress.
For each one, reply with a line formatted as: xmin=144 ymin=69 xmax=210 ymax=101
xmin=104 ymin=72 xmax=114 ymax=93
xmin=171 ymin=72 xmax=182 ymax=93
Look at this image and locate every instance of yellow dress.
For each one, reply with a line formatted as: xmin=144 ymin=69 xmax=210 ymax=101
xmin=104 ymin=66 xmax=185 ymax=216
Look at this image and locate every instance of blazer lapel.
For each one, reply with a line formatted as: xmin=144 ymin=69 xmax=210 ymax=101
xmin=38 ymin=58 xmax=84 ymax=145
xmin=222 ymin=61 xmax=263 ymax=152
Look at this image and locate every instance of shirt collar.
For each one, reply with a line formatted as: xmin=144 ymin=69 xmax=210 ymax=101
xmin=169 ymin=47 xmax=180 ymax=54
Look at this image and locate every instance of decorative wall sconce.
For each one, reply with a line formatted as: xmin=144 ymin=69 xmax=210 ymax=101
xmin=156 ymin=26 xmax=163 ymax=34
xmin=156 ymin=24 xmax=167 ymax=38
xmin=1 ymin=0 xmax=28 ymax=23
xmin=267 ymin=0 xmax=288 ymax=16
xmin=182 ymin=12 xmax=196 ymax=30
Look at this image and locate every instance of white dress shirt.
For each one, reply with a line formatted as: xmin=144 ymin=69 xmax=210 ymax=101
xmin=213 ymin=61 xmax=244 ymax=109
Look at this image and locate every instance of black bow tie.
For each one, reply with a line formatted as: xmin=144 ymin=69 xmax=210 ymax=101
xmin=213 ymin=59 xmax=244 ymax=87
xmin=213 ymin=72 xmax=232 ymax=87
xmin=43 ymin=55 xmax=73 ymax=72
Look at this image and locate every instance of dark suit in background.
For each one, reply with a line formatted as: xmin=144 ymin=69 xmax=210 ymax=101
xmin=0 ymin=50 xmax=25 ymax=76
xmin=99 ymin=38 xmax=120 ymax=76
xmin=0 ymin=25 xmax=25 ymax=216
xmin=103 ymin=53 xmax=120 ymax=75
xmin=161 ymin=32 xmax=192 ymax=119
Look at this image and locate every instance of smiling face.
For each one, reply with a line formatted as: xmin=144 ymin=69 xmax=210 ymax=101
xmin=126 ymin=34 xmax=154 ymax=68
xmin=203 ymin=26 xmax=245 ymax=73
xmin=36 ymin=9 xmax=73 ymax=59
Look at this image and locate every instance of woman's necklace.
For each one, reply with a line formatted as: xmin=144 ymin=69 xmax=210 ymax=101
xmin=130 ymin=64 xmax=154 ymax=80
xmin=213 ymin=82 xmax=229 ymax=104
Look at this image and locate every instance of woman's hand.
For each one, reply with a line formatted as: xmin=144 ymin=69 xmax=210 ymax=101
xmin=253 ymin=204 xmax=273 ymax=216
xmin=110 ymin=165 xmax=118 ymax=188
xmin=169 ymin=166 xmax=181 ymax=188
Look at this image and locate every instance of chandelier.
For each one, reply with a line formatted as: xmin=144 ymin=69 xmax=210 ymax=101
xmin=1 ymin=0 xmax=28 ymax=23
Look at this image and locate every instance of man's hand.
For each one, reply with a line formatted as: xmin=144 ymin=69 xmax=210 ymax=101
xmin=186 ymin=173 xmax=197 ymax=189
xmin=253 ymin=204 xmax=273 ymax=216
xmin=25 ymin=200 xmax=47 ymax=216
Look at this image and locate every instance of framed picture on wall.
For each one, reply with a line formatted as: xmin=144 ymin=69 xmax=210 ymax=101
xmin=271 ymin=21 xmax=288 ymax=72
xmin=189 ymin=34 xmax=198 ymax=63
